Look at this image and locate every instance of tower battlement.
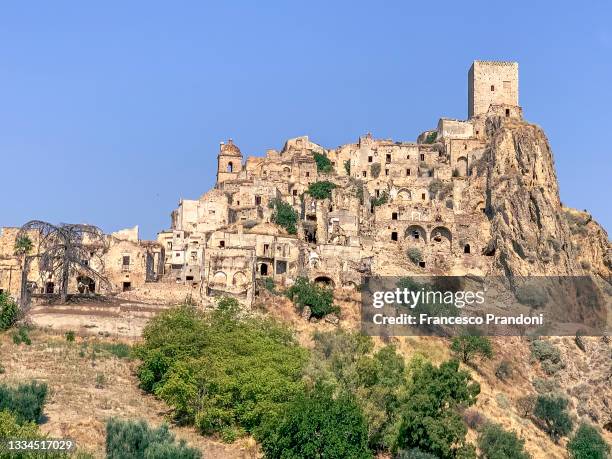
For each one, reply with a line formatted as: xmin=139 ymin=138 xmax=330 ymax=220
xmin=468 ymin=60 xmax=519 ymax=118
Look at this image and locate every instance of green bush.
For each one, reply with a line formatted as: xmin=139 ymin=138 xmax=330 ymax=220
xmin=0 ymin=381 xmax=48 ymax=424
xmin=286 ymin=277 xmax=338 ymax=318
xmin=450 ymin=335 xmax=493 ymax=364
xmin=0 ymin=410 xmax=51 ymax=458
xmin=344 ymin=160 xmax=351 ymax=175
xmin=407 ymin=248 xmax=423 ymax=265
xmin=135 ymin=304 xmax=308 ymax=438
xmin=397 ymin=360 xmax=480 ymax=458
xmin=371 ymin=191 xmax=388 ymax=207
xmin=495 ymin=360 xmax=513 ymax=381
xmin=270 ymin=198 xmax=298 ymax=234
xmin=397 ymin=448 xmax=439 ymax=459
xmin=516 ymin=283 xmax=548 ymax=308
xmin=313 ymin=152 xmax=333 ymax=173
xmin=567 ymin=423 xmax=610 ymax=459
xmin=259 ymin=389 xmax=371 ymax=459
xmin=105 ymin=418 xmax=201 ymax=459
xmin=0 ymin=292 xmax=19 ymax=331
xmin=65 ymin=331 xmax=76 ymax=342
xmin=304 ymin=330 xmax=407 ymax=452
xmin=12 ymin=326 xmax=31 ymax=346
xmin=93 ymin=342 xmax=131 ymax=359
xmin=263 ymin=277 xmax=276 ymax=293
xmin=424 ymin=132 xmax=437 ymax=144
xmin=530 ymin=340 xmax=565 ymax=375
xmin=307 ymin=181 xmax=336 ymax=200
xmin=534 ymin=395 xmax=573 ymax=442
xmin=477 ymin=423 xmax=530 ymax=459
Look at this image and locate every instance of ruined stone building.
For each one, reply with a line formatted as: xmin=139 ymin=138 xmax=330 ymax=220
xmin=2 ymin=60 xmax=609 ymax=304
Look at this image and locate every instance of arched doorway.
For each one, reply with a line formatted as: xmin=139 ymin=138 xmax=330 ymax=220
xmin=260 ymin=263 xmax=269 ymax=276
xmin=77 ymin=276 xmax=96 ymax=294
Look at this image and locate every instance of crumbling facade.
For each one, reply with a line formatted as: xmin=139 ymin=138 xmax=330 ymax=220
xmin=3 ymin=60 xmax=607 ymax=305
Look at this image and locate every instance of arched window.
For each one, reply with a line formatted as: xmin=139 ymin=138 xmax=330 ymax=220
xmin=464 ymin=244 xmax=471 ymax=254
xmin=227 ymin=162 xmax=233 ymax=173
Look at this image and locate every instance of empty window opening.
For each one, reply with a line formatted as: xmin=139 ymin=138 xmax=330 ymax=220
xmin=406 ymin=168 xmax=411 ymax=176
xmin=305 ymin=171 xmax=310 ymax=177
xmin=418 ymin=261 xmax=426 ymax=268
xmin=368 ymin=156 xmax=373 ymax=163
xmin=122 ymin=282 xmax=131 ymax=292
xmin=391 ymin=231 xmax=398 ymax=241
xmin=385 ymin=169 xmax=389 ymax=176
xmin=236 ymin=200 xmax=240 ymax=206
xmin=464 ymin=144 xmax=467 ymax=150
xmin=428 ymin=170 xmax=433 ymax=177
xmin=386 ymin=154 xmax=391 ymax=163
xmin=412 ymin=230 xmax=420 ymax=240
xmin=420 ymin=154 xmax=425 ymax=161
xmin=490 ymin=85 xmax=495 ymax=91
xmin=260 ymin=263 xmax=269 ymax=276
xmin=375 ymin=189 xmax=380 ymax=198
xmin=421 ymin=193 xmax=426 ymax=200
xmin=263 ymin=243 xmax=270 ymax=255
xmin=505 ymin=108 xmax=510 ymax=117
xmin=464 ymin=244 xmax=471 ymax=254
xmin=392 ymin=212 xmax=398 ymax=220
xmin=226 ymin=162 xmax=233 ymax=172
xmin=219 ymin=240 xmax=225 ymax=248
xmin=122 ymin=255 xmax=130 ymax=266
xmin=362 ymin=171 xmax=367 ymax=178
xmin=186 ymin=276 xmax=194 ymax=281
xmin=276 ymin=260 xmax=287 ymax=275
xmin=292 ymin=189 xmax=298 ymax=196
xmin=255 ymin=196 xmax=262 ymax=205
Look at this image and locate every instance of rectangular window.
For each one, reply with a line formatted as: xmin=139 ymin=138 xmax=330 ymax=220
xmin=420 ymin=154 xmax=425 ymax=161
xmin=219 ymin=240 xmax=225 ymax=248
xmin=368 ymin=156 xmax=373 ymax=163
xmin=406 ymin=169 xmax=410 ymax=176
xmin=255 ymin=196 xmax=262 ymax=205
xmin=392 ymin=212 xmax=398 ymax=220
xmin=386 ymin=154 xmax=391 ymax=163
xmin=422 ymin=193 xmax=426 ymax=200
xmin=122 ymin=256 xmax=130 ymax=265
xmin=362 ymin=171 xmax=367 ymax=177
xmin=385 ymin=169 xmax=389 ymax=176
xmin=391 ymin=231 xmax=398 ymax=241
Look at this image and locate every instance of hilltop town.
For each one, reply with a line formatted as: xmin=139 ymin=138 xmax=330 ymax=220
xmin=1 ymin=60 xmax=611 ymax=458
xmin=1 ymin=61 xmax=609 ymax=307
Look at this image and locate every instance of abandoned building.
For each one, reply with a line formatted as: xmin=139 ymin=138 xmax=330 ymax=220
xmin=0 ymin=61 xmax=543 ymax=305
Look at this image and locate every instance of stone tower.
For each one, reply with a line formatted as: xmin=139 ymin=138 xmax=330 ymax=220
xmin=468 ymin=60 xmax=519 ymax=118
xmin=216 ymin=139 xmax=243 ymax=185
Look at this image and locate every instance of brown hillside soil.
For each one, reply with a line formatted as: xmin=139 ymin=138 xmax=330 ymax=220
xmin=0 ymin=329 xmax=258 ymax=459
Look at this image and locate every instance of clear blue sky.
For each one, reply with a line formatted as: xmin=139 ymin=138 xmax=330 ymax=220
xmin=1 ymin=1 xmax=610 ymax=239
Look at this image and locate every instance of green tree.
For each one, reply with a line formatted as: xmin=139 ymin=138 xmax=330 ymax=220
xmin=0 ymin=410 xmax=62 ymax=459
xmin=135 ymin=304 xmax=308 ymax=439
xmin=0 ymin=292 xmax=19 ymax=331
xmin=105 ymin=418 xmax=200 ymax=459
xmin=304 ymin=330 xmax=409 ymax=452
xmin=259 ymin=389 xmax=372 ymax=459
xmin=477 ymin=423 xmax=530 ymax=459
xmin=450 ymin=335 xmax=493 ymax=364
xmin=270 ymin=199 xmax=298 ymax=234
xmin=344 ymin=160 xmax=351 ymax=175
xmin=397 ymin=360 xmax=479 ymax=458
xmin=567 ymin=423 xmax=610 ymax=459
xmin=307 ymin=181 xmax=336 ymax=200
xmin=313 ymin=152 xmax=333 ymax=173
xmin=533 ymin=395 xmax=573 ymax=442
xmin=286 ymin=277 xmax=338 ymax=318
